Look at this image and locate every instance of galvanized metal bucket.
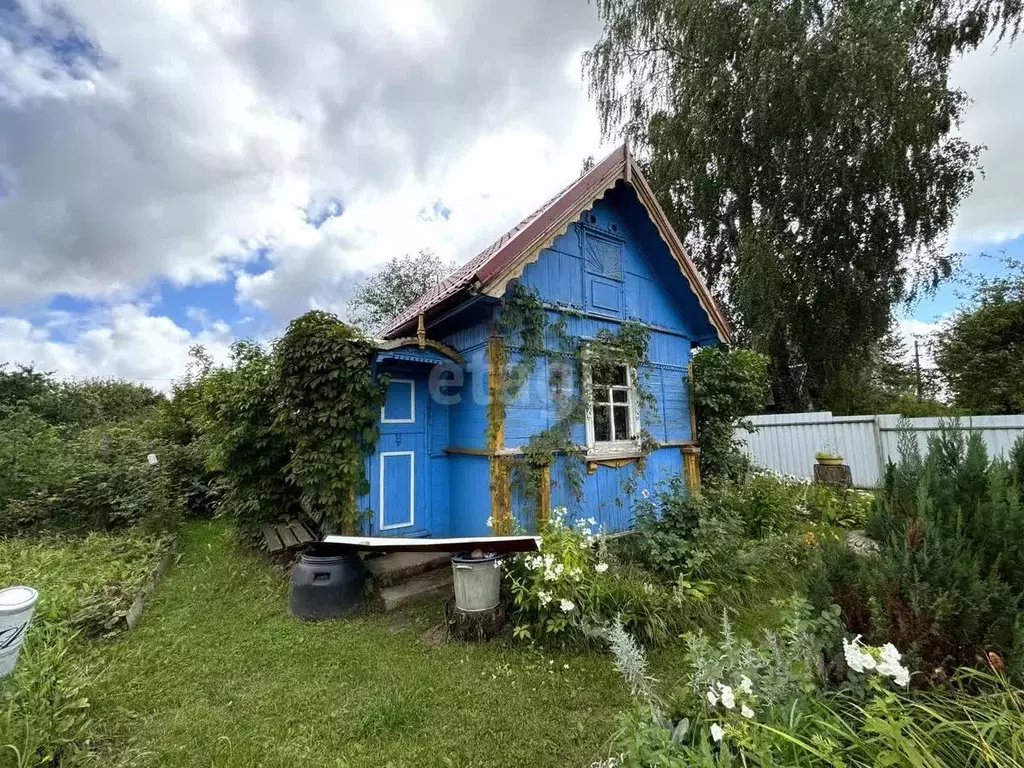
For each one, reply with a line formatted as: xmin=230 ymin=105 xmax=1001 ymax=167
xmin=451 ymin=553 xmax=500 ymax=612
xmin=0 ymin=586 xmax=38 ymax=679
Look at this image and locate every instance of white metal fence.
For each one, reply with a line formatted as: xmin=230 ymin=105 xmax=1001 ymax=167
xmin=735 ymin=412 xmax=1024 ymax=488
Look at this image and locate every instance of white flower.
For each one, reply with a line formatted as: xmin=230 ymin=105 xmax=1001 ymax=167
xmin=587 ymin=517 xmax=597 ymax=526
xmin=843 ymin=636 xmax=876 ymax=673
xmin=717 ymin=683 xmax=735 ymax=710
xmin=877 ymin=651 xmax=911 ymax=687
xmin=706 ymin=688 xmax=718 ymax=706
xmin=559 ymin=598 xmax=575 ymax=613
xmin=741 ymin=705 xmax=755 ymax=719
xmin=537 ymin=591 xmax=552 ymax=606
xmin=595 ymin=562 xmax=609 ymax=574
xmin=890 ymin=664 xmax=910 ymax=688
xmin=486 ymin=516 xmax=494 ymax=528
xmin=739 ymin=675 xmax=753 ymax=695
xmin=880 ymin=643 xmax=902 ymax=665
xmin=710 ymin=723 xmax=724 ymax=743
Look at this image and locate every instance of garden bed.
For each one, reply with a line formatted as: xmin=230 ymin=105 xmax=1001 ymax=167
xmin=0 ymin=530 xmax=175 ymax=767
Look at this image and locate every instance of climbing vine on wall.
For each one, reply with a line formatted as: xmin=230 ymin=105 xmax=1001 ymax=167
xmin=495 ymin=282 xmax=659 ymax=523
xmin=276 ymin=310 xmax=387 ymax=533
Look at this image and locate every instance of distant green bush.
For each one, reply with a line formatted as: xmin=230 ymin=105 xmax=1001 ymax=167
xmin=628 ymin=472 xmax=866 ymax=594
xmin=0 ymin=421 xmax=182 ymax=537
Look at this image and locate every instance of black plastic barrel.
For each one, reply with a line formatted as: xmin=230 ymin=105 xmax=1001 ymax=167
xmin=288 ymin=548 xmax=365 ymax=620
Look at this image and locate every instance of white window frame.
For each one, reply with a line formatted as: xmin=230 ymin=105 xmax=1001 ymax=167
xmin=583 ymin=359 xmax=641 ymax=457
xmin=380 ymin=378 xmax=416 ymax=424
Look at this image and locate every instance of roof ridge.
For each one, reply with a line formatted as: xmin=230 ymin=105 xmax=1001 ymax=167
xmin=378 ymin=150 xmax=615 ymax=338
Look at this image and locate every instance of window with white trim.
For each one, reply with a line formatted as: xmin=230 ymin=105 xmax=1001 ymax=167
xmin=586 ymin=361 xmax=639 ymax=451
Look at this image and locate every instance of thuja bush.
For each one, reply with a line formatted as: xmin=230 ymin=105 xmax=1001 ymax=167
xmin=811 ymin=426 xmax=1024 ymax=681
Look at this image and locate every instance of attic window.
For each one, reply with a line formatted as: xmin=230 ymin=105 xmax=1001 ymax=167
xmin=585 ymin=361 xmax=639 ymax=452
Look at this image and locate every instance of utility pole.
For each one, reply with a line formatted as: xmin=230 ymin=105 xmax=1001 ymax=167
xmin=914 ymin=338 xmax=923 ymax=402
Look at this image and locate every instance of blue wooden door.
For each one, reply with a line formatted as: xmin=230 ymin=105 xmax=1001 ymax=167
xmin=372 ymin=377 xmax=429 ymax=536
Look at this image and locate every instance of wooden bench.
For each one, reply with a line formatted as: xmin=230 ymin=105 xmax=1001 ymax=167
xmin=263 ymin=520 xmax=317 ymax=554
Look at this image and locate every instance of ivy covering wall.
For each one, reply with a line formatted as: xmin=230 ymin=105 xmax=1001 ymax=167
xmin=491 ymin=282 xmax=659 ymax=531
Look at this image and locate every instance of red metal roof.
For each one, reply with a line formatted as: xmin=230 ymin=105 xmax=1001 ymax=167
xmin=380 ymin=144 xmax=732 ymax=342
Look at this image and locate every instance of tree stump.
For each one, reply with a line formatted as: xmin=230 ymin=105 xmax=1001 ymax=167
xmin=446 ymin=602 xmax=507 ymax=642
xmin=813 ymin=463 xmax=852 ymax=489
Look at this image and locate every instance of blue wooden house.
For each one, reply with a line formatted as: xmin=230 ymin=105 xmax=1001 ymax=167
xmin=363 ymin=144 xmax=731 ymax=538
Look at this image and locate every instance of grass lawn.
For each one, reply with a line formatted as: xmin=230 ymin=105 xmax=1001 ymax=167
xmin=90 ymin=521 xmax=630 ymax=767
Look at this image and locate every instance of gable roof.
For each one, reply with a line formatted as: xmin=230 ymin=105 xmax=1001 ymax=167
xmin=380 ymin=143 xmax=732 ymax=343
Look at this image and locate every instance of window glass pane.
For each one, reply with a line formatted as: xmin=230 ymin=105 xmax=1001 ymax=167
xmin=611 ymin=388 xmax=628 ymax=403
xmin=613 ymin=405 xmax=631 ymax=440
xmin=593 ymin=363 xmax=627 ymax=387
xmin=593 ymin=404 xmax=612 ymax=442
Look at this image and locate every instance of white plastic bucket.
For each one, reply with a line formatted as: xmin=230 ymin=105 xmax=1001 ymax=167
xmin=452 ymin=553 xmax=500 ymax=612
xmin=0 ymin=586 xmax=38 ymax=679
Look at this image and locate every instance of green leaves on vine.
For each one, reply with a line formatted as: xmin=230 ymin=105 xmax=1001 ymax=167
xmin=275 ymin=310 xmax=386 ymax=533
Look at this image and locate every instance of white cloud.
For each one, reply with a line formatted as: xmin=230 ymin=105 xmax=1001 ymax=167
xmin=0 ymin=304 xmax=234 ymax=391
xmin=950 ymin=40 xmax=1024 ymax=244
xmin=0 ymin=0 xmax=603 ymax=314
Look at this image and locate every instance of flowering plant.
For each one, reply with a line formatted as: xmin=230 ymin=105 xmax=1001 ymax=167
xmin=842 ymin=635 xmax=911 ymax=687
xmin=507 ymin=507 xmax=608 ymax=640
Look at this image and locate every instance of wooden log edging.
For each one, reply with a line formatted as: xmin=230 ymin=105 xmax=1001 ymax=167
xmin=125 ymin=542 xmax=177 ymax=631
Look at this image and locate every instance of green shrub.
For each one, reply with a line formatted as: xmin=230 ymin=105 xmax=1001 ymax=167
xmin=0 ymin=407 xmax=66 ymax=512
xmin=194 ymin=341 xmax=300 ymax=539
xmin=813 ymin=425 xmax=1024 ymax=680
xmin=628 ymin=473 xmax=858 ymax=607
xmin=689 ymin=346 xmax=770 ymax=485
xmin=275 ymin=311 xmax=385 ymax=533
xmin=0 ymin=423 xmax=182 ymax=537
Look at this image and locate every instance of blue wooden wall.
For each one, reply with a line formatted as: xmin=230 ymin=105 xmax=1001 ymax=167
xmin=503 ymin=181 xmax=713 ymax=533
xmin=365 ymin=181 xmax=716 ymax=538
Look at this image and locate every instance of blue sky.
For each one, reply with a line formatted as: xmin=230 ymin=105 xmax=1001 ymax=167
xmin=913 ymin=236 xmax=1024 ymax=323
xmin=0 ymin=0 xmax=1021 ymax=388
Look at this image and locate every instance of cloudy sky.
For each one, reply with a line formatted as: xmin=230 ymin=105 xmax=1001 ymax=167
xmin=0 ymin=0 xmax=1021 ymax=388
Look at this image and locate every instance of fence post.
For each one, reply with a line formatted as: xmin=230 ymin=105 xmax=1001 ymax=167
xmin=871 ymin=415 xmax=887 ymax=487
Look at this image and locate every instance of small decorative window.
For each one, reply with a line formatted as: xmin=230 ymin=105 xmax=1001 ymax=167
xmin=586 ymin=361 xmax=638 ymax=450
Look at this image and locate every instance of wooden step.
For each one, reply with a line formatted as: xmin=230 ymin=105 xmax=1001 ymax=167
xmin=364 ymin=551 xmax=452 ymax=587
xmin=378 ymin=569 xmax=453 ymax=612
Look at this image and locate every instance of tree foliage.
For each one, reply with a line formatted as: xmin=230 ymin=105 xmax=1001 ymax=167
xmin=936 ymin=257 xmax=1024 ymax=414
xmin=275 ymin=311 xmax=385 ymax=533
xmin=194 ymin=341 xmax=299 ymax=535
xmin=690 ymin=346 xmax=770 ymax=483
xmin=347 ymin=250 xmax=453 ymax=332
xmin=586 ymin=0 xmax=1021 ymax=412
